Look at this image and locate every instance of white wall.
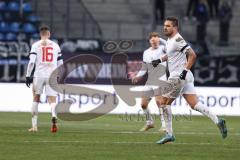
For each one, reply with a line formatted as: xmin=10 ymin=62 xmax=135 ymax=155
xmin=0 ymin=83 xmax=240 ymax=116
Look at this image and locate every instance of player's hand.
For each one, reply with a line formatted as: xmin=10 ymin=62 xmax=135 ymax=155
xmin=132 ymin=77 xmax=140 ymax=84
xmin=151 ymin=59 xmax=161 ymax=67
xmin=26 ymin=76 xmax=33 ymax=88
xmin=179 ymin=69 xmax=188 ymax=80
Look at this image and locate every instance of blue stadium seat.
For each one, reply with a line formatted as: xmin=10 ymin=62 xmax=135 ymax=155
xmin=23 ymin=2 xmax=32 ymax=13
xmin=8 ymin=1 xmax=19 ymax=12
xmin=0 ymin=22 xmax=9 ymax=33
xmin=23 ymin=23 xmax=37 ymax=34
xmin=0 ymin=14 xmax=3 ymax=21
xmin=17 ymin=32 xmax=27 ymax=41
xmin=3 ymin=12 xmax=12 ymax=21
xmin=27 ymin=15 xmax=40 ymax=23
xmin=0 ymin=33 xmax=5 ymax=41
xmin=6 ymin=32 xmax=17 ymax=41
xmin=31 ymin=33 xmax=40 ymax=39
xmin=10 ymin=22 xmax=20 ymax=33
xmin=0 ymin=1 xmax=7 ymax=11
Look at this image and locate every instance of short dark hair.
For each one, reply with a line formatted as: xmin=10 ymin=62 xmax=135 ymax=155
xmin=148 ymin=32 xmax=160 ymax=40
xmin=39 ymin=24 xmax=50 ymax=32
xmin=165 ymin=16 xmax=179 ymax=27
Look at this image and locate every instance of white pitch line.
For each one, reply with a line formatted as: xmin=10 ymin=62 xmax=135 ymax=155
xmin=110 ymin=131 xmax=240 ymax=136
xmin=23 ymin=140 xmax=235 ymax=146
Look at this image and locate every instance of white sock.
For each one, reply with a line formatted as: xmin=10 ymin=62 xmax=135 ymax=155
xmin=31 ymin=102 xmax=38 ymax=128
xmin=50 ymin=103 xmax=57 ymax=118
xmin=143 ymin=108 xmax=153 ymax=125
xmin=159 ymin=107 xmax=166 ymax=128
xmin=194 ymin=102 xmax=219 ymax=124
xmin=162 ymin=105 xmax=173 ymax=136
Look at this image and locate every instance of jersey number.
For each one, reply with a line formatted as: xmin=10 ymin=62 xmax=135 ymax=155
xmin=42 ymin=47 xmax=53 ymax=62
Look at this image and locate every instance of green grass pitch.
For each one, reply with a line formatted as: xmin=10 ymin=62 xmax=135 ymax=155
xmin=0 ymin=112 xmax=239 ymax=160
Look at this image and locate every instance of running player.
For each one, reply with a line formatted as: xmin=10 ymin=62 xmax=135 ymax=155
xmin=132 ymin=32 xmax=169 ymax=132
xmin=153 ymin=17 xmax=227 ymax=144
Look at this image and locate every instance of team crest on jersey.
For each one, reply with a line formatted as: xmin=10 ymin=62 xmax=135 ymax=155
xmin=176 ymin=37 xmax=183 ymax=42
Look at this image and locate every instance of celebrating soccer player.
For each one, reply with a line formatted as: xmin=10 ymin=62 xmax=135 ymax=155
xmin=152 ymin=17 xmax=227 ymax=144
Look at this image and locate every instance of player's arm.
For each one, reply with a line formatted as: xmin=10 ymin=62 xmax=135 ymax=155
xmin=26 ymin=53 xmax=37 ymax=87
xmin=185 ymin=48 xmax=197 ymax=70
xmin=56 ymin=47 xmax=64 ymax=82
xmin=57 ymin=53 xmax=63 ymax=67
xmin=151 ymin=53 xmax=168 ymax=67
xmin=151 ymin=44 xmax=168 ymax=67
xmin=179 ymin=48 xmax=197 ymax=80
xmin=132 ymin=52 xmax=148 ymax=84
xmin=132 ymin=62 xmax=147 ymax=84
xmin=160 ymin=38 xmax=167 ymax=46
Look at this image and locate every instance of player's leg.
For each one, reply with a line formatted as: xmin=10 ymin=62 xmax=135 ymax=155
xmin=183 ymin=93 xmax=227 ymax=138
xmin=157 ymin=97 xmax=175 ymax=136
xmin=156 ymin=96 xmax=176 ymax=144
xmin=46 ymin=79 xmax=58 ymax=133
xmin=29 ymin=77 xmax=44 ymax=132
xmin=156 ymin=77 xmax=183 ymax=143
xmin=47 ymin=95 xmax=58 ymax=133
xmin=47 ymin=96 xmax=57 ymax=118
xmin=139 ymin=97 xmax=154 ymax=131
xmin=29 ymin=91 xmax=40 ymax=132
xmin=154 ymin=96 xmax=167 ymax=132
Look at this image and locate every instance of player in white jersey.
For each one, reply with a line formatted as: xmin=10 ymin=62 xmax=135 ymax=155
xmin=25 ymin=25 xmax=63 ymax=133
xmin=152 ymin=17 xmax=227 ymax=144
xmin=131 ymin=32 xmax=169 ymax=132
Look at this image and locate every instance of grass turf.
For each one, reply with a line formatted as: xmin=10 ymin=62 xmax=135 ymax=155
xmin=0 ymin=112 xmax=239 ymax=160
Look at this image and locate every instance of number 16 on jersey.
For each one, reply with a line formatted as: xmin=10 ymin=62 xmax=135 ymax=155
xmin=42 ymin=47 xmax=53 ymax=62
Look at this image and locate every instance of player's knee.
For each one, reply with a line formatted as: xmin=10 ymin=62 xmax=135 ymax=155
xmin=33 ymin=95 xmax=40 ymax=102
xmin=158 ymin=98 xmax=169 ymax=106
xmin=141 ymin=104 xmax=148 ymax=109
xmin=156 ymin=100 xmax=162 ymax=107
xmin=48 ymin=96 xmax=56 ymax=104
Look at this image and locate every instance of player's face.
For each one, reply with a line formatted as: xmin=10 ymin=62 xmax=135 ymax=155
xmin=149 ymin=36 xmax=160 ymax=49
xmin=164 ymin=20 xmax=175 ymax=37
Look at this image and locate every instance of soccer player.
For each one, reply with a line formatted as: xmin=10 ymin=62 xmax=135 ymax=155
xmin=25 ymin=25 xmax=63 ymax=133
xmin=132 ymin=32 xmax=169 ymax=132
xmin=153 ymin=16 xmax=227 ymax=144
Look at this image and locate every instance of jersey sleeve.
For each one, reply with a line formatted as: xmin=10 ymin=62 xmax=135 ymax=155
xmin=56 ymin=44 xmax=63 ymax=61
xmin=28 ymin=43 xmax=37 ymax=62
xmin=26 ymin=52 xmax=37 ymax=77
xmin=30 ymin=43 xmax=37 ymax=54
xmin=175 ymin=37 xmax=191 ymax=54
xmin=160 ymin=38 xmax=167 ymax=46
xmin=142 ymin=51 xmax=147 ymax=63
xmin=135 ymin=51 xmax=147 ymax=77
xmin=163 ymin=45 xmax=166 ymax=54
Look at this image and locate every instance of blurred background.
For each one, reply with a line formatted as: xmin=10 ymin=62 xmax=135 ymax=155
xmin=0 ymin=0 xmax=239 ymax=87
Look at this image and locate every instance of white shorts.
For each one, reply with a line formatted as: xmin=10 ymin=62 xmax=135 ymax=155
xmin=181 ymin=82 xmax=196 ymax=95
xmin=141 ymin=75 xmax=171 ymax=98
xmin=141 ymin=85 xmax=162 ymax=98
xmin=162 ymin=71 xmax=196 ymax=98
xmin=33 ymin=77 xmax=57 ymax=96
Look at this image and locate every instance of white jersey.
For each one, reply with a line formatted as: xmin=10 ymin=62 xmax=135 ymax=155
xmin=30 ymin=39 xmax=62 ymax=78
xmin=143 ymin=45 xmax=166 ymax=63
xmin=166 ymin=33 xmax=194 ymax=84
xmin=166 ymin=33 xmax=190 ymax=73
xmin=135 ymin=43 xmax=166 ymax=78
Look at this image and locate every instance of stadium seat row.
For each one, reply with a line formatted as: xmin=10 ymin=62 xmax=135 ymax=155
xmin=0 ymin=32 xmax=39 ymax=41
xmin=0 ymin=1 xmax=32 ymax=12
xmin=0 ymin=22 xmax=38 ymax=33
